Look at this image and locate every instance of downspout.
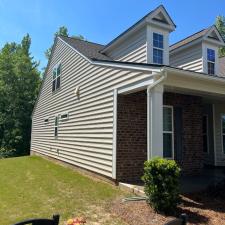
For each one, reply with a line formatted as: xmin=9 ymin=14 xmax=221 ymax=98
xmin=147 ymin=69 xmax=168 ymax=160
xmin=147 ymin=69 xmax=167 ymax=93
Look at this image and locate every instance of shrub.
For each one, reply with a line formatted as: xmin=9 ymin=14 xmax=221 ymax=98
xmin=0 ymin=147 xmax=16 ymax=159
xmin=142 ymin=157 xmax=181 ymax=214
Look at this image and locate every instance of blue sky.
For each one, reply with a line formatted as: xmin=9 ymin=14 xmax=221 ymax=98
xmin=0 ymin=0 xmax=225 ymax=70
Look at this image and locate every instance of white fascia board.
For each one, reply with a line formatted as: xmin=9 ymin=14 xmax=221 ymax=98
xmin=58 ymin=36 xmax=162 ymax=73
xmin=165 ymin=66 xmax=225 ymax=85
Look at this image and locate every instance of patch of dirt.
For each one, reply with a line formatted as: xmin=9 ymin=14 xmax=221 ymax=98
xmin=111 ymin=187 xmax=225 ymax=225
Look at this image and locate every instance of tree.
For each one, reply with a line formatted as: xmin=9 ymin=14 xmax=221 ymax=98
xmin=215 ymin=15 xmax=225 ymax=57
xmin=45 ymin=26 xmax=69 ymax=60
xmin=45 ymin=26 xmax=85 ymax=60
xmin=0 ymin=34 xmax=41 ymax=157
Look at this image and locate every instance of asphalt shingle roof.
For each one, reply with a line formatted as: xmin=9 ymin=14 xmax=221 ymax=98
xmin=170 ymin=28 xmax=210 ymax=51
xmin=59 ymin=35 xmax=110 ymax=61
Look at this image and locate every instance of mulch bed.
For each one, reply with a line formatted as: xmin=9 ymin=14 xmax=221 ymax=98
xmin=111 ymin=183 xmax=225 ymax=225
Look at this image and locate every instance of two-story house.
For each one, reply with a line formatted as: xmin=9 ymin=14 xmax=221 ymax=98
xmin=31 ymin=5 xmax=225 ymax=182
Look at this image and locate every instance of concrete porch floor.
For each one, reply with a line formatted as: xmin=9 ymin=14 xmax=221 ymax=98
xmin=119 ymin=167 xmax=225 ymax=195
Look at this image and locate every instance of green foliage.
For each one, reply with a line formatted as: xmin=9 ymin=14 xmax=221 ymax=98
xmin=45 ymin=26 xmax=85 ymax=60
xmin=0 ymin=147 xmax=16 ymax=159
xmin=142 ymin=157 xmax=181 ymax=214
xmin=215 ymin=15 xmax=225 ymax=57
xmin=0 ymin=34 xmax=41 ymax=157
xmin=45 ymin=26 xmax=69 ymax=60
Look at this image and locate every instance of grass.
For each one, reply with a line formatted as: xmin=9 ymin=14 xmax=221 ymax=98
xmin=0 ymin=156 xmax=126 ymax=225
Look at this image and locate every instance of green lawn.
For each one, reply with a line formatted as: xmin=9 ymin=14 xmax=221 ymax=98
xmin=0 ymin=156 xmax=126 ymax=225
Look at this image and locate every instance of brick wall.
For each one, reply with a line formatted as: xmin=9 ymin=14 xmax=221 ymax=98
xmin=164 ymin=92 xmax=204 ymax=174
xmin=117 ymin=91 xmax=147 ymax=182
xmin=116 ymin=91 xmax=203 ymax=182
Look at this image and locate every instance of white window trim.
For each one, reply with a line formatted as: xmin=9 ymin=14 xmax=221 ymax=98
xmin=52 ymin=62 xmax=62 ymax=92
xmin=221 ymin=114 xmax=225 ymax=154
xmin=163 ymin=105 xmax=174 ymax=159
xmin=153 ymin=32 xmax=164 ymax=65
xmin=203 ymin=114 xmax=209 ymax=154
xmin=60 ymin=112 xmax=69 ymax=121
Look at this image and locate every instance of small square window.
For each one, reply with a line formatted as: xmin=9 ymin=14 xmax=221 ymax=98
xmin=44 ymin=117 xmax=49 ymax=123
xmin=60 ymin=112 xmax=69 ymax=121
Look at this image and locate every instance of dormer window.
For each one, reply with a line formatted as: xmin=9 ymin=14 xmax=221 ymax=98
xmin=207 ymin=49 xmax=215 ymax=75
xmin=52 ymin=63 xmax=61 ymax=92
xmin=153 ymin=33 xmax=164 ymax=64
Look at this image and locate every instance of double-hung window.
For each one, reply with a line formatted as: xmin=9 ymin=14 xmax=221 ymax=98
xmin=207 ymin=49 xmax=215 ymax=75
xmin=52 ymin=63 xmax=61 ymax=92
xmin=221 ymin=115 xmax=225 ymax=154
xmin=153 ymin=33 xmax=164 ymax=64
xmin=163 ymin=106 xmax=174 ymax=158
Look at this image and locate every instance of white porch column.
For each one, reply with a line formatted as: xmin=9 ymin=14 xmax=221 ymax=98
xmin=147 ymin=84 xmax=164 ymax=160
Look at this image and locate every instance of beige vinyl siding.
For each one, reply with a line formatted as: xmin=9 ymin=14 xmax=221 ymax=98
xmin=169 ymin=44 xmax=203 ymax=72
xmin=107 ymin=28 xmax=147 ymax=63
xmin=214 ymin=103 xmax=225 ymax=166
xmin=31 ymin=38 xmax=151 ymax=178
xmin=219 ymin=57 xmax=225 ymax=77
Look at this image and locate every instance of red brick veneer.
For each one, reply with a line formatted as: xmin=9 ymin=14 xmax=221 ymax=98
xmin=117 ymin=91 xmax=147 ymax=182
xmin=164 ymin=92 xmax=204 ymax=175
xmin=116 ymin=91 xmax=203 ymax=182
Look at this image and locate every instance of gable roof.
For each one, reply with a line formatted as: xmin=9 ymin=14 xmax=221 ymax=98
xmin=59 ymin=35 xmax=110 ymax=61
xmin=170 ymin=25 xmax=225 ymax=52
xmin=101 ymin=5 xmax=176 ymax=53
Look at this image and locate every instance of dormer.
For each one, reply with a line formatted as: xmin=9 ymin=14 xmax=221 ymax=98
xmin=101 ymin=5 xmax=176 ymax=65
xmin=170 ymin=26 xmax=225 ymax=76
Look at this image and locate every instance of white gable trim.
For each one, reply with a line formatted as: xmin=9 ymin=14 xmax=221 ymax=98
xmin=147 ymin=5 xmax=176 ymax=31
xmin=203 ymin=26 xmax=225 ymax=46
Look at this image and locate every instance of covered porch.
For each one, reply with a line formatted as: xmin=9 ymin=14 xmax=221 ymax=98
xmin=114 ymin=68 xmax=225 ymax=183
